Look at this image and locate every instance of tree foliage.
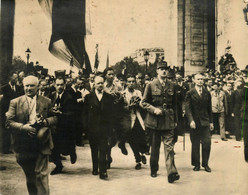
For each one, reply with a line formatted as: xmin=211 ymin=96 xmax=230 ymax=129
xmin=112 ymin=56 xmax=159 ymax=78
xmin=12 ymin=56 xmax=27 ymax=74
xmin=112 ymin=56 xmax=144 ymax=76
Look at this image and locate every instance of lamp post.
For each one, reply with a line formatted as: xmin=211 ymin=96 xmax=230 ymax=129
xmin=244 ymin=0 xmax=248 ymax=25
xmin=144 ymin=50 xmax=149 ymax=74
xmin=25 ymin=48 xmax=31 ymax=64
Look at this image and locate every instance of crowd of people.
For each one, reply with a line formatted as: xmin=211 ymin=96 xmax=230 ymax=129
xmin=1 ymin=61 xmax=248 ymax=195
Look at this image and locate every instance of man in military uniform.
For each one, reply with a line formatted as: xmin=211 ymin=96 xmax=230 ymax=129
xmin=142 ymin=61 xmax=180 ymax=183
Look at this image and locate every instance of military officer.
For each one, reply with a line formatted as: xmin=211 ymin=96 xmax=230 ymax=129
xmin=142 ymin=61 xmax=180 ymax=183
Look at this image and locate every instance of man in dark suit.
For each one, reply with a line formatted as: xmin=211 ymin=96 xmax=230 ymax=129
xmin=142 ymin=61 xmax=180 ymax=183
xmin=5 ymin=75 xmax=57 ymax=195
xmin=242 ymin=78 xmax=248 ymax=162
xmin=38 ymin=79 xmax=51 ymax=98
xmin=224 ymin=82 xmax=234 ymax=137
xmin=185 ymin=73 xmax=214 ymax=173
xmin=0 ymin=73 xmax=21 ymax=153
xmin=50 ymin=77 xmax=77 ymax=175
xmin=84 ymin=74 xmax=115 ymax=180
xmin=66 ymin=77 xmax=84 ymax=146
xmin=232 ymin=80 xmax=244 ymax=141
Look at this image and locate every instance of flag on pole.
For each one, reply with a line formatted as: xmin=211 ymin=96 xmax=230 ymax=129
xmin=94 ymin=44 xmax=99 ymax=71
xmin=106 ymin=51 xmax=109 ymax=68
xmin=38 ymin=0 xmax=92 ymax=75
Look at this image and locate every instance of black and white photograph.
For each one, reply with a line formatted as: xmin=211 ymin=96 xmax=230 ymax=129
xmin=0 ymin=0 xmax=248 ymax=194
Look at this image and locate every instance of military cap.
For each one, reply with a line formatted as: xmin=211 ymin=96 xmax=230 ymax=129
xmin=157 ymin=61 xmax=169 ymax=69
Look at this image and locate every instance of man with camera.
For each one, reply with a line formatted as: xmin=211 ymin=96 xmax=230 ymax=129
xmin=50 ymin=77 xmax=76 ymax=175
xmin=6 ymin=75 xmax=57 ymax=195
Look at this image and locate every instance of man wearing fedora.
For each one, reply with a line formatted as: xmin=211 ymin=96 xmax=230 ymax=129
xmin=142 ymin=61 xmax=180 ymax=183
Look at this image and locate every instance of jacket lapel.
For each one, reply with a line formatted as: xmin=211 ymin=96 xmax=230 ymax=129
xmin=192 ymin=88 xmax=202 ymax=104
xmin=36 ymin=95 xmax=43 ymax=114
xmin=154 ymin=79 xmax=163 ymax=91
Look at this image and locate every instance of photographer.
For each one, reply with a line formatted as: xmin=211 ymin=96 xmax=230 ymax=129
xmin=5 ymin=75 xmax=57 ymax=195
xmin=121 ymin=74 xmax=148 ymax=170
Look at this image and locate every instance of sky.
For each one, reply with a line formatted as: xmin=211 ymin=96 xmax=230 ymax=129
xmin=13 ymin=0 xmax=169 ymax=74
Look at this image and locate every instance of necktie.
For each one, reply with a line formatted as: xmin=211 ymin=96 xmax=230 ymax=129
xmin=162 ymin=81 xmax=165 ymax=87
xmin=56 ymin=96 xmax=61 ymax=106
xmin=11 ymin=85 xmax=15 ymax=92
xmin=199 ymin=88 xmax=202 ymax=96
xmin=28 ymin=98 xmax=36 ymax=124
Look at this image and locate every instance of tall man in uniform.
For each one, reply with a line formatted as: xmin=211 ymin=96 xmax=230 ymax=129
xmin=185 ymin=74 xmax=214 ymax=172
xmin=142 ymin=61 xmax=180 ymax=183
xmin=6 ymin=75 xmax=57 ymax=195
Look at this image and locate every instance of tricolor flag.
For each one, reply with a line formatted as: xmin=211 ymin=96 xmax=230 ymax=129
xmin=38 ymin=0 xmax=92 ymax=75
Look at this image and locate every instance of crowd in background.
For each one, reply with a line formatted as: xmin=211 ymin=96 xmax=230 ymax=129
xmin=0 ymin=62 xmax=248 ymax=193
xmin=1 ymin=65 xmax=248 ymax=154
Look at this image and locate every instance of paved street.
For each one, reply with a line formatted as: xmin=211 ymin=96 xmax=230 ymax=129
xmin=0 ymin=134 xmax=248 ymax=195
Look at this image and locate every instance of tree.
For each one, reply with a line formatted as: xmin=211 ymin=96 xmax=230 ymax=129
xmin=12 ymin=56 xmax=27 ymax=74
xmin=112 ymin=56 xmax=145 ymax=76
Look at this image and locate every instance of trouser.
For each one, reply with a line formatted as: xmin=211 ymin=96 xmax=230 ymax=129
xmin=16 ymin=154 xmax=49 ymax=195
xmin=190 ymin=125 xmax=211 ymax=167
xmin=225 ymin=114 xmax=234 ymax=135
xmin=213 ymin=112 xmax=226 ymax=139
xmin=243 ymin=121 xmax=248 ymax=162
xmin=234 ymin=115 xmax=242 ymax=141
xmin=89 ymin=136 xmax=108 ymax=173
xmin=149 ymin=129 xmax=178 ymax=176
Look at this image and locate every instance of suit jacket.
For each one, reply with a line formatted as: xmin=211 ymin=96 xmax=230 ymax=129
xmin=121 ymin=88 xmax=145 ymax=131
xmin=142 ymin=78 xmax=178 ymax=130
xmin=232 ymin=88 xmax=244 ymax=116
xmin=5 ymin=95 xmax=57 ymax=155
xmin=50 ymin=91 xmax=75 ymax=131
xmin=0 ymin=83 xmax=21 ymax=117
xmin=224 ymin=90 xmax=234 ymax=115
xmin=84 ymin=91 xmax=115 ymax=139
xmin=185 ymin=87 xmax=213 ymax=127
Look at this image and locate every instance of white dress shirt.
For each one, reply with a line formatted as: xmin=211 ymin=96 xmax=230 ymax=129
xmin=95 ymin=90 xmax=103 ymax=101
xmin=26 ymin=95 xmax=37 ymax=124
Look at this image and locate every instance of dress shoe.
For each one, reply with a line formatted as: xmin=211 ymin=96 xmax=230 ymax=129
xmin=151 ymin=172 xmax=157 ymax=178
xmin=221 ymin=138 xmax=228 ymax=141
xmin=168 ymin=173 xmax=180 ymax=183
xmin=92 ymin=170 xmax=99 ymax=175
xmin=135 ymin=163 xmax=141 ymax=170
xmin=70 ymin=152 xmax=77 ymax=164
xmin=50 ymin=166 xmax=63 ymax=175
xmin=193 ymin=166 xmax=200 ymax=171
xmin=118 ymin=143 xmax=128 ymax=155
xmin=141 ymin=155 xmax=147 ymax=164
xmin=99 ymin=172 xmax=108 ymax=180
xmin=203 ymin=165 xmax=211 ymax=172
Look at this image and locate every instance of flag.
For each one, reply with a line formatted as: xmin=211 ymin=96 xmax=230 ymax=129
xmin=94 ymin=44 xmax=99 ymax=71
xmin=38 ymin=0 xmax=92 ymax=75
xmin=106 ymin=51 xmax=109 ymax=68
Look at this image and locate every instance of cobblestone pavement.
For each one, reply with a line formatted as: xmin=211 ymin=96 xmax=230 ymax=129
xmin=0 ymin=134 xmax=248 ymax=195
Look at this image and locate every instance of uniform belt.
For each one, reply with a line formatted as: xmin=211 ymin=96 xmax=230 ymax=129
xmin=163 ymin=103 xmax=173 ymax=109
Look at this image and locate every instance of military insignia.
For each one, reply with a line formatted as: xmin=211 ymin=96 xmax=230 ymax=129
xmin=167 ymin=88 xmax=174 ymax=95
